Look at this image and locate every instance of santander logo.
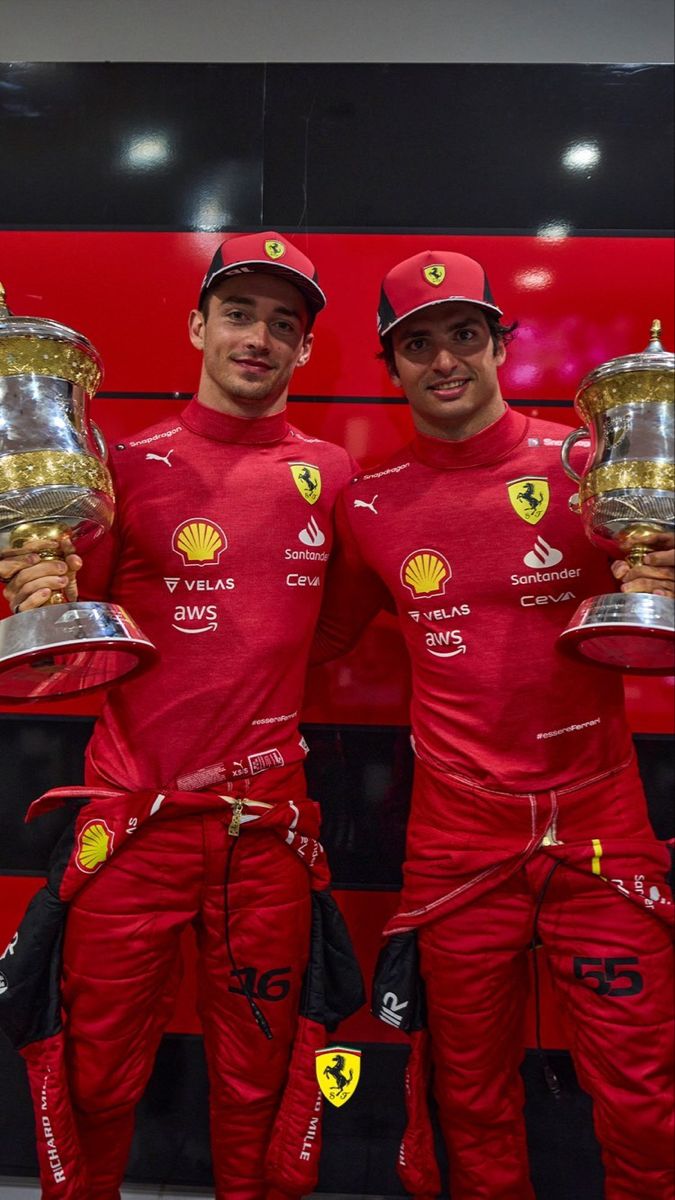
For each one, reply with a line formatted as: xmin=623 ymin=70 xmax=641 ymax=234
xmin=523 ymin=537 xmax=563 ymax=569
xmin=299 ymin=516 xmax=326 ymax=548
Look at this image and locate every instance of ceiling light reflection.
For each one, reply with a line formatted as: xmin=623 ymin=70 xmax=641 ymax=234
xmin=562 ymin=142 xmax=601 ymax=171
xmin=509 ymin=364 xmax=542 ymax=387
xmin=514 ymin=268 xmax=553 ymax=291
xmin=121 ymin=133 xmax=171 ymax=170
xmin=536 ymin=221 xmax=571 ymax=243
xmin=193 ymin=198 xmax=234 ymax=230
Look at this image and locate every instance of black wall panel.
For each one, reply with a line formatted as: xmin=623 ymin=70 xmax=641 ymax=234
xmin=1 ymin=63 xmax=672 ymax=231
xmin=1 ymin=718 xmax=671 ymax=884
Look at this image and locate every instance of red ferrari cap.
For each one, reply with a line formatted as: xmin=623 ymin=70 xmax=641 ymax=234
xmin=378 ymin=250 xmax=503 ymax=337
xmin=199 ymin=231 xmax=326 ymax=315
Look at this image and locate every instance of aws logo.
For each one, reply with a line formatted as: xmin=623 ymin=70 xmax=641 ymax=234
xmin=172 ymin=519 xmax=227 ymax=564
xmin=400 ymin=549 xmax=451 ymax=598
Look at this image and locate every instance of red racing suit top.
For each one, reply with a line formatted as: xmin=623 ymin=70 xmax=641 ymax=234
xmin=79 ymin=397 xmax=355 ymax=791
xmin=315 ymin=404 xmax=634 ymax=792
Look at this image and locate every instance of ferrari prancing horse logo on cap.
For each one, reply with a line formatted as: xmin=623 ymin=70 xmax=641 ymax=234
xmin=423 ymin=264 xmax=446 ymax=287
xmin=265 ymin=239 xmax=286 ymax=260
xmin=316 ymin=1047 xmax=361 ymax=1107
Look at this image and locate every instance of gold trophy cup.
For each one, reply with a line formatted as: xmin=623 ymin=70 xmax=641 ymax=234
xmin=0 ymin=283 xmax=156 ymax=700
xmin=558 ymin=321 xmax=674 ymax=673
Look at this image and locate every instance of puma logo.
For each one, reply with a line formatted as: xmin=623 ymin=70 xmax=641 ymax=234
xmin=146 ymin=449 xmax=175 ymax=466
xmin=353 ymin=495 xmax=378 ymax=514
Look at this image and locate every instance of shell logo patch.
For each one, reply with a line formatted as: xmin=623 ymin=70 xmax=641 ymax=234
xmin=173 ymin=519 xmax=227 ymax=564
xmin=289 ymin=462 xmax=322 ymax=505
xmin=76 ymin=819 xmax=115 ymax=874
xmin=507 ymin=478 xmax=550 ymax=525
xmin=316 ymin=1047 xmax=361 ymax=1107
xmin=400 ymin=549 xmax=451 ymax=597
xmin=423 ymin=263 xmax=446 ymax=287
xmin=265 ymin=239 xmax=286 ymax=260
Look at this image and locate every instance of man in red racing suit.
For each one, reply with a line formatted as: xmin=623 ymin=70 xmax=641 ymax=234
xmin=0 ymin=232 xmax=362 ymax=1200
xmin=313 ymin=250 xmax=675 ymax=1199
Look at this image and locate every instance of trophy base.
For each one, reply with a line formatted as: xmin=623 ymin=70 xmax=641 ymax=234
xmin=558 ymin=593 xmax=675 ymax=674
xmin=0 ymin=601 xmax=157 ymax=700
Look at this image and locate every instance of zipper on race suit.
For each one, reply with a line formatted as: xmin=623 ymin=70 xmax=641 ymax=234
xmin=541 ymin=797 xmax=563 ymax=846
xmin=530 ymin=860 xmax=564 ymax=1099
xmin=223 ymin=795 xmax=273 ymax=838
xmin=222 ymin=830 xmax=274 ymax=1040
xmin=228 ymin=799 xmax=244 ymax=837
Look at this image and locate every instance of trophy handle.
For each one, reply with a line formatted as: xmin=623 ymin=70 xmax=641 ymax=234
xmin=561 ymin=426 xmax=589 ymax=483
xmin=91 ymin=421 xmax=109 ymax=463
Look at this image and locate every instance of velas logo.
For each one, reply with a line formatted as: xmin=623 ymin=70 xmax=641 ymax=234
xmin=316 ymin=1047 xmax=361 ymax=1107
xmin=76 ymin=819 xmax=115 ymax=874
xmin=265 ymin=239 xmax=286 ymax=260
xmin=401 ymin=549 xmax=451 ymax=597
xmin=172 ymin=519 xmax=227 ymax=564
xmin=289 ymin=463 xmax=322 ymax=505
xmin=423 ymin=263 xmax=446 ymax=287
xmin=507 ymin=478 xmax=550 ymax=526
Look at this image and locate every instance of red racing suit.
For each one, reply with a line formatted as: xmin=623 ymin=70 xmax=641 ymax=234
xmin=315 ymin=405 xmax=674 ymax=1200
xmin=0 ymin=398 xmax=364 ymax=1200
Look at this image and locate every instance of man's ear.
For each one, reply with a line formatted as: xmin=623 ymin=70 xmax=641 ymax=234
xmin=297 ymin=332 xmax=314 ymax=367
xmin=495 ymin=340 xmax=507 ymax=367
xmin=188 ymin=308 xmax=205 ymax=351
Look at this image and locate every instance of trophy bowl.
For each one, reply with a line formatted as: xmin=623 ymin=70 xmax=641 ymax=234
xmin=0 ymin=284 xmax=156 ymax=700
xmin=558 ymin=321 xmax=674 ymax=674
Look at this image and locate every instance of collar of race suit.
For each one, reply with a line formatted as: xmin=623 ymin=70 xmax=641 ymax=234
xmin=412 ymin=403 xmax=529 ymax=470
xmin=180 ymin=394 xmax=290 ymax=445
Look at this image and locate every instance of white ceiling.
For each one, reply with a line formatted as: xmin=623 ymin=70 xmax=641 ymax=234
xmin=1 ymin=0 xmax=673 ymax=63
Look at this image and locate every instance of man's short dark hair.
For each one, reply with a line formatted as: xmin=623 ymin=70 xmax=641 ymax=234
xmin=378 ymin=313 xmax=518 ymax=374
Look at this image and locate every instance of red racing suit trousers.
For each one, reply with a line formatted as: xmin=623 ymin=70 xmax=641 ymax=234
xmin=387 ymin=755 xmax=674 ymax=1200
xmin=59 ymin=785 xmax=313 ymax=1200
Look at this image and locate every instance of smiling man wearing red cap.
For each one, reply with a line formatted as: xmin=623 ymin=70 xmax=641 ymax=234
xmin=0 ymin=232 xmax=363 ymax=1200
xmin=315 ymin=249 xmax=674 ymax=1199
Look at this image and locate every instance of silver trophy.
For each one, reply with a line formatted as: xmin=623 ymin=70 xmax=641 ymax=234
xmin=558 ymin=320 xmax=674 ymax=673
xmin=0 ymin=283 xmax=156 ymax=700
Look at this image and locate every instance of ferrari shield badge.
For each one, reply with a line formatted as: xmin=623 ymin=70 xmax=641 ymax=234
xmin=289 ymin=462 xmax=322 ymax=504
xmin=423 ymin=263 xmax=446 ymax=287
xmin=507 ymin=477 xmax=550 ymax=525
xmin=316 ymin=1046 xmax=361 ymax=1107
xmin=264 ymin=238 xmax=286 ymax=260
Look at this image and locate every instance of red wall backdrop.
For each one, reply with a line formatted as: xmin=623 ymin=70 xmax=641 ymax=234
xmin=1 ymin=229 xmax=672 ymax=1046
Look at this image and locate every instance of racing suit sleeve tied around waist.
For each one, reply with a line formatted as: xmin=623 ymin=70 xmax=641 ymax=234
xmin=265 ymin=888 xmax=366 ymax=1194
xmin=1 ymin=786 xmax=364 ymax=1199
xmin=0 ymin=814 xmax=88 ymax=1198
xmin=372 ymin=931 xmax=441 ymax=1200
